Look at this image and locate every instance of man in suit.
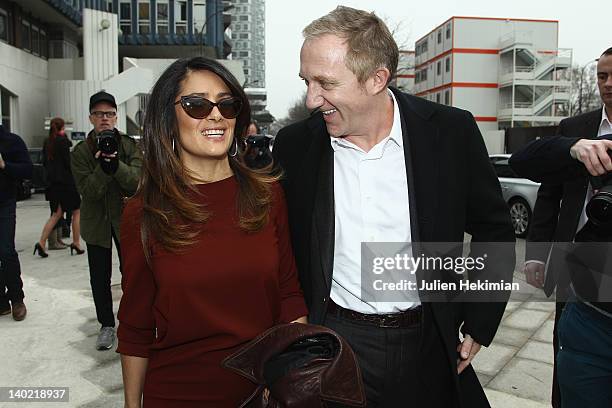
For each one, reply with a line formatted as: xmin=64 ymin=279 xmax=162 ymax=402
xmin=510 ymin=47 xmax=612 ymax=407
xmin=273 ymin=6 xmax=515 ymax=407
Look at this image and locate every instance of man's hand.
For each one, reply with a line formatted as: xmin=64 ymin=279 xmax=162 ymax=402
xmin=96 ymin=150 xmax=119 ymax=175
xmin=457 ymin=334 xmax=481 ymax=374
xmin=569 ymin=139 xmax=612 ymax=176
xmin=524 ymin=262 xmax=545 ymax=288
xmin=0 ymin=152 xmax=5 ymax=169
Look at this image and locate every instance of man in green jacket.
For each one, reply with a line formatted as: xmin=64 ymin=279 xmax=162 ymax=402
xmin=71 ymin=91 xmax=142 ymax=350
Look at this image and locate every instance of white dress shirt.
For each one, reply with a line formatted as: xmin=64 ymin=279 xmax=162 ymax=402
xmin=329 ymin=91 xmax=420 ymax=314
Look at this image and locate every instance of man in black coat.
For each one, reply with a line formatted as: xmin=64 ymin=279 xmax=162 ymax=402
xmin=510 ymin=47 xmax=612 ymax=407
xmin=0 ymin=124 xmax=33 ymax=321
xmin=273 ymin=6 xmax=515 ymax=407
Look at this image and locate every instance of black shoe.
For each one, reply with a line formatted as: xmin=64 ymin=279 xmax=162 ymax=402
xmin=12 ymin=302 xmax=27 ymax=321
xmin=70 ymin=243 xmax=85 ymax=256
xmin=33 ymin=243 xmax=48 ymax=258
xmin=0 ymin=305 xmax=10 ymax=316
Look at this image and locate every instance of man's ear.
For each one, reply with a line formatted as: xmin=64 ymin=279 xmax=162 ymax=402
xmin=367 ymin=67 xmax=391 ymax=95
xmin=88 ymin=115 xmax=94 ymax=126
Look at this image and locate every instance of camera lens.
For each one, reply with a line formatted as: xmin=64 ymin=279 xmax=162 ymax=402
xmin=97 ymin=130 xmax=118 ymax=155
xmin=586 ymin=186 xmax=612 ymax=228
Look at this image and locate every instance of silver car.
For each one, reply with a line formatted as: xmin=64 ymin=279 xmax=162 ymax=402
xmin=489 ymin=154 xmax=541 ymax=238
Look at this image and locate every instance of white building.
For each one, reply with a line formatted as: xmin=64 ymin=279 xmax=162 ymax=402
xmin=0 ymin=2 xmax=242 ymax=147
xmin=229 ymin=0 xmax=265 ymax=88
xmin=413 ymin=16 xmax=572 ymax=153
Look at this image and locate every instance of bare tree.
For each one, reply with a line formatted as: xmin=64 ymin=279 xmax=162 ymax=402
xmin=558 ymin=63 xmax=600 ymax=117
xmin=269 ymin=92 xmax=310 ymax=135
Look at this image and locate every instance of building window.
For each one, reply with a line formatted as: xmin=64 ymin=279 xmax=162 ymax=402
xmin=436 ymin=93 xmax=441 ymax=103
xmin=31 ymin=26 xmax=40 ymax=55
xmin=0 ymin=9 xmax=8 ymax=42
xmin=445 ymin=57 xmax=450 ymax=73
xmin=175 ymin=1 xmax=187 ymax=34
xmin=444 ymin=90 xmax=450 ymax=105
xmin=157 ymin=1 xmax=169 ymax=34
xmin=138 ymin=1 xmax=150 ymax=34
xmin=0 ymin=86 xmax=10 ymax=132
xmin=40 ymin=29 xmax=47 ymax=58
xmin=120 ymin=2 xmax=132 ymax=35
xmin=445 ymin=24 xmax=451 ymax=39
xmin=437 ymin=60 xmax=441 ymax=76
xmin=21 ymin=21 xmax=31 ymax=51
xmin=437 ymin=30 xmax=441 ymax=44
xmin=239 ymin=33 xmax=249 ymax=39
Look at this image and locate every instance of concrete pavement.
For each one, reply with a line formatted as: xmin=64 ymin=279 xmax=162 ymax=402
xmin=1 ymin=194 xmax=555 ymax=407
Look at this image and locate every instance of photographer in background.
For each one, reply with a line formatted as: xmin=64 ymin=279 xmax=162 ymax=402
xmin=510 ymin=47 xmax=612 ymax=407
xmin=0 ymin=124 xmax=32 ymax=321
xmin=71 ymin=91 xmax=142 ymax=350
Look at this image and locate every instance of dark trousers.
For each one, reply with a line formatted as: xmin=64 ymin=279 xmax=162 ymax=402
xmin=552 ymin=301 xmax=565 ymax=408
xmin=324 ymin=304 xmax=455 ymax=407
xmin=0 ymin=199 xmax=24 ymax=308
xmin=557 ymin=301 xmax=612 ymax=407
xmin=86 ymin=229 xmax=121 ymax=328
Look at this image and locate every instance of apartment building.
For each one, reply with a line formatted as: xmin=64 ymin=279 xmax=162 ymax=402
xmin=413 ymin=16 xmax=572 ymax=152
xmin=229 ymin=0 xmax=273 ymax=130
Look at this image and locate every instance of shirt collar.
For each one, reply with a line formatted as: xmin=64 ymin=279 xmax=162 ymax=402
xmin=601 ymin=105 xmax=612 ymax=129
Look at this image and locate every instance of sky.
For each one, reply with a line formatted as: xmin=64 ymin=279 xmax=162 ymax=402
xmin=264 ymin=0 xmax=609 ymax=119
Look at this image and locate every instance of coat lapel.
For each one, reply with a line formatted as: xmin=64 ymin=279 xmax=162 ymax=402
xmin=303 ymin=115 xmax=335 ymax=291
xmin=392 ymin=88 xmax=439 ymax=243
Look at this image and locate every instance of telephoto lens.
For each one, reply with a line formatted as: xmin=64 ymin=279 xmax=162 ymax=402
xmin=586 ymin=184 xmax=612 ymax=228
xmin=96 ymin=130 xmax=118 ymax=155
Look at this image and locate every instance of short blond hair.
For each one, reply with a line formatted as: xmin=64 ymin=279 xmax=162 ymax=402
xmin=303 ymin=6 xmax=398 ymax=84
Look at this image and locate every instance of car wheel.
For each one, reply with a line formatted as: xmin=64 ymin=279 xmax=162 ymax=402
xmin=509 ymin=198 xmax=531 ymax=238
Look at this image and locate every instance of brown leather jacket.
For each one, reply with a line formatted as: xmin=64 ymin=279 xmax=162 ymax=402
xmin=222 ymin=323 xmax=366 ymax=407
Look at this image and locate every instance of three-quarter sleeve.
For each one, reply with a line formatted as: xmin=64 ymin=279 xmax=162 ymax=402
xmin=116 ymin=198 xmax=157 ymax=357
xmin=273 ymin=184 xmax=308 ymax=323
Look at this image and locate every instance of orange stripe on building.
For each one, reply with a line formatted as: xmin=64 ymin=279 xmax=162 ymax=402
xmin=397 ymin=74 xmax=415 ymax=78
xmin=415 ymin=48 xmax=499 ymax=69
xmin=474 ymin=116 xmax=498 ymax=122
xmin=415 ymin=82 xmax=498 ymax=95
xmin=453 ymin=48 xmax=499 ymax=54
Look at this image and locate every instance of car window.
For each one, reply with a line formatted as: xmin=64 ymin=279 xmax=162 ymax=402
xmin=491 ymin=159 xmax=520 ymax=178
xmin=28 ymin=149 xmax=43 ymax=164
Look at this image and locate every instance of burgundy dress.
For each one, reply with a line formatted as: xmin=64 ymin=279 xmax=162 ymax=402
xmin=117 ymin=177 xmax=308 ymax=407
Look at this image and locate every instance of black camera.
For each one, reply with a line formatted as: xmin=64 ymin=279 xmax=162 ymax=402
xmin=96 ymin=129 xmax=118 ymax=155
xmin=586 ymin=174 xmax=612 ymax=230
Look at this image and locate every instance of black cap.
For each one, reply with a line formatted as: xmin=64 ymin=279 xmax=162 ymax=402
xmin=89 ymin=91 xmax=117 ymax=112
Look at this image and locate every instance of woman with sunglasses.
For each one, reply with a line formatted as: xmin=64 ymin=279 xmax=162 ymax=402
xmin=117 ymin=57 xmax=308 ymax=408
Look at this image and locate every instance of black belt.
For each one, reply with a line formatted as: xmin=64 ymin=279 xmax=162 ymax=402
xmin=327 ymin=300 xmax=422 ymax=328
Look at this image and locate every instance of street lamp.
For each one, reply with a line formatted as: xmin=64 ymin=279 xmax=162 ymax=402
xmin=578 ymin=59 xmax=598 ymax=115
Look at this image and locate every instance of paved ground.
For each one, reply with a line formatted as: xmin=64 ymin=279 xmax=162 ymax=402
xmin=0 ymin=194 xmax=555 ymax=407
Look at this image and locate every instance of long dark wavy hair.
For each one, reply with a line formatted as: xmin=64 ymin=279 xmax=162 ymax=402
xmin=46 ymin=117 xmax=65 ymax=161
xmin=138 ymin=57 xmax=278 ymax=260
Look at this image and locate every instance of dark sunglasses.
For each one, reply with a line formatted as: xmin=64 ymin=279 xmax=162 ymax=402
xmin=174 ymin=96 xmax=242 ymax=119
